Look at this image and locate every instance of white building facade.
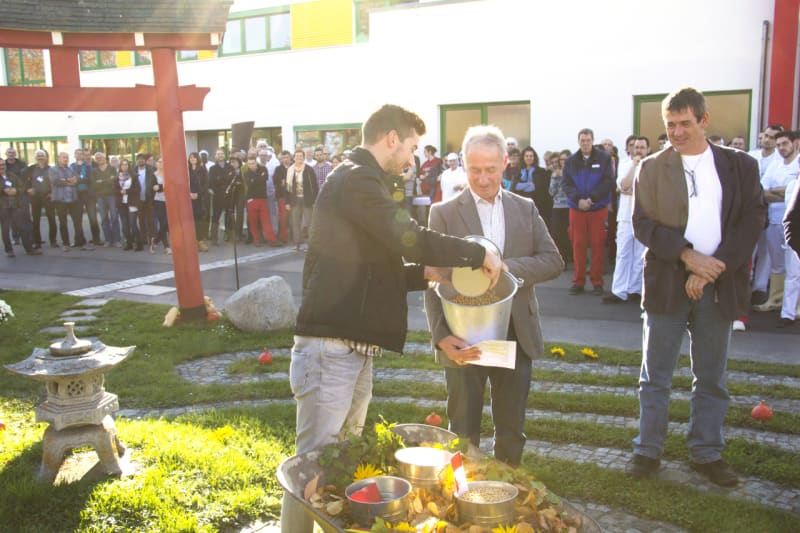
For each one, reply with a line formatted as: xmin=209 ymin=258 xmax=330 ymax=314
xmin=0 ymin=0 xmax=794 ymax=162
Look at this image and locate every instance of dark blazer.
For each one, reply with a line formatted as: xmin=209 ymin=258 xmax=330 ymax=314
xmin=513 ymin=166 xmax=552 ymax=224
xmin=113 ymin=172 xmax=141 ymax=209
xmin=785 ymin=179 xmax=800 ymax=257
xmin=424 ymin=188 xmax=564 ymax=364
xmin=632 ymin=143 xmax=765 ymax=320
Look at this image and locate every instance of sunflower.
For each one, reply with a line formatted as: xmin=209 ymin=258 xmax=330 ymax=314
xmin=550 ymin=346 xmax=566 ymax=357
xmin=581 ymin=347 xmax=599 ymax=359
xmin=352 ymin=463 xmax=383 ymax=482
xmin=492 ymin=525 xmax=518 ymax=533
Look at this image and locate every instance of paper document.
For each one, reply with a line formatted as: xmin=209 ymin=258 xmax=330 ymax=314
xmin=467 ymin=340 xmax=516 ymax=369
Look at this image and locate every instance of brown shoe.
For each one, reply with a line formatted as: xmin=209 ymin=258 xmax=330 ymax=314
xmin=197 ymin=240 xmax=208 ymax=252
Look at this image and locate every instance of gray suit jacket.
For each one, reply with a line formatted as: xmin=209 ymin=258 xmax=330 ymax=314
xmin=424 ymin=188 xmax=564 ymax=367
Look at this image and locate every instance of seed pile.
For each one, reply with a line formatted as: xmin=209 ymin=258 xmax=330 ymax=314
xmin=451 ymin=288 xmax=502 ymax=306
xmin=459 ymin=484 xmax=516 ymax=503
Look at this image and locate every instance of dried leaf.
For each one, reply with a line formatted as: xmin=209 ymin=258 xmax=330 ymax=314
xmin=427 ymin=501 xmax=440 ymax=517
xmin=325 ymin=500 xmax=344 ymax=516
xmin=304 ymin=475 xmax=320 ymax=501
xmin=516 ymin=523 xmax=535 ymax=533
xmin=413 ymin=495 xmax=424 ymax=514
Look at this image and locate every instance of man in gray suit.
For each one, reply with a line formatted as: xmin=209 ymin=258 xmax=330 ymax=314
xmin=424 ymin=125 xmax=563 ymax=466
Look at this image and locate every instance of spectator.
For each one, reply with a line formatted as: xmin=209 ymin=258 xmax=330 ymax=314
xmin=134 ymin=153 xmax=156 ymax=252
xmin=92 ymin=152 xmax=121 ymax=247
xmin=244 ymin=156 xmax=279 ymax=246
xmin=627 ymin=87 xmax=764 ymax=487
xmin=549 ymin=150 xmax=572 ymax=265
xmin=563 ymin=128 xmax=615 ymax=295
xmin=420 ymin=145 xmax=442 ymax=203
xmin=188 ymin=152 xmax=209 ymax=252
xmin=71 ymin=148 xmax=99 ymax=248
xmin=779 ymin=174 xmax=799 ymax=327
xmin=786 ymin=163 xmax=800 ymax=257
xmin=514 ymin=146 xmax=552 ymax=229
xmin=1 ymin=159 xmax=39 ymax=256
xmin=657 ymin=133 xmax=668 ymax=150
xmin=438 ymin=152 xmax=467 ymax=203
xmin=223 ymin=155 xmax=246 ymax=243
xmin=285 ymin=149 xmax=318 ymax=251
xmin=151 ymin=156 xmax=170 ymax=254
xmin=208 ymin=149 xmax=228 ymax=245
xmin=312 ymin=147 xmax=332 ymax=189
xmin=728 ymin=136 xmax=747 ymax=151
xmin=50 ymin=152 xmax=87 ymax=252
xmin=26 ymin=149 xmax=58 ymax=249
xmin=272 ymin=150 xmax=292 ymax=243
xmin=502 ymin=147 xmax=521 ymax=191
xmin=114 ymin=158 xmax=141 ymax=251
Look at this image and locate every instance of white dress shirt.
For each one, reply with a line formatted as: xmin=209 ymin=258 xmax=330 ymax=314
xmin=469 ymin=188 xmax=505 ymax=254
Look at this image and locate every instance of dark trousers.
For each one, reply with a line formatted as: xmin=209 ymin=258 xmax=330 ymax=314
xmin=550 ymin=207 xmax=572 ymax=264
xmin=55 ymin=201 xmax=85 ymax=247
xmin=77 ymin=191 xmax=101 ymax=243
xmin=137 ymin=202 xmax=155 ymax=245
xmin=153 ymin=200 xmax=169 ymax=247
xmin=119 ymin=205 xmax=141 ymax=247
xmin=443 ymin=339 xmax=532 ymax=466
xmin=226 ymin=193 xmax=245 ymax=241
xmin=209 ymin=192 xmax=226 ymax=243
xmin=31 ymin=194 xmax=57 ymax=246
xmin=2 ymin=207 xmax=34 ymax=253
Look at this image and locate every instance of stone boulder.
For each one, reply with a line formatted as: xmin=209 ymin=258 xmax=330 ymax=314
xmin=225 ymin=276 xmax=296 ymax=332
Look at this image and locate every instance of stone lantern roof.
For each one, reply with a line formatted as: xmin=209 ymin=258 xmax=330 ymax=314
xmin=0 ymin=0 xmax=234 ymax=34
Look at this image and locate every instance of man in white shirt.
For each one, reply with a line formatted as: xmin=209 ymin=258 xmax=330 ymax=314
xmin=438 ymin=152 xmax=467 ymax=203
xmin=604 ymin=136 xmax=649 ymax=304
xmin=752 ymin=130 xmax=799 ymax=304
xmin=779 ymin=163 xmax=799 ymax=328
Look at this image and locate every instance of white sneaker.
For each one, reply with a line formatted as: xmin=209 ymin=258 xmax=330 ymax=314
xmin=732 ymin=320 xmax=746 ymax=332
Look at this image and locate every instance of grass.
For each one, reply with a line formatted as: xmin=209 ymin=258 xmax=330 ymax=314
xmin=1 ymin=289 xmax=799 ymax=532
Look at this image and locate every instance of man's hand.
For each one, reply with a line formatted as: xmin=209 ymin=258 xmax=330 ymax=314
xmin=578 ymin=198 xmax=592 ymax=211
xmin=3 ymin=187 xmax=16 ymax=196
xmin=190 ymin=193 xmax=198 ymax=200
xmin=437 ymin=335 xmax=481 ymax=366
xmin=424 ymin=266 xmax=451 ymax=285
xmin=480 ymin=249 xmax=503 ymax=289
xmin=680 ymin=248 xmax=726 ymax=282
xmin=685 ymin=273 xmax=711 ymax=300
xmin=66 ymin=177 xmax=77 ymax=186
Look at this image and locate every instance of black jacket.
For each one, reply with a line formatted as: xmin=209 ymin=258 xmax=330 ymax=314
xmin=245 ymin=165 xmax=269 ymax=200
xmin=785 ymin=178 xmax=800 ymax=257
xmin=295 ymin=147 xmax=486 ymax=353
xmin=286 ymin=164 xmax=319 ymax=208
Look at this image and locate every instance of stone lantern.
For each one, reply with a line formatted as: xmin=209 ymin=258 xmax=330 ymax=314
xmin=4 ymin=322 xmax=135 ymax=482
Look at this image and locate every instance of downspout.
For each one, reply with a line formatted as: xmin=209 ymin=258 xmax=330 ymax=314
xmin=758 ymin=20 xmax=771 ymax=133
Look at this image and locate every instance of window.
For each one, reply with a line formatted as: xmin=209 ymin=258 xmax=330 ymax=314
xmin=253 ymin=127 xmax=283 ymax=153
xmin=440 ymin=102 xmax=531 ymax=156
xmin=221 ymin=10 xmax=291 ymax=56
xmin=4 ymin=48 xmax=45 ymax=86
xmin=354 ymin=0 xmax=417 ymax=43
xmin=633 ymin=90 xmax=752 ymax=150
xmin=135 ymin=51 xmax=152 ymax=65
xmin=79 ymin=51 xmax=117 ymax=70
xmin=178 ymin=51 xmax=199 ymax=61
xmin=295 ymin=124 xmax=362 ymax=158
xmin=1 ymin=138 xmax=67 ymax=164
xmin=80 ymin=134 xmax=160 ymax=162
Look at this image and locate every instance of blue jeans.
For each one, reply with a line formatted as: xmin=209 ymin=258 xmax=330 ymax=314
xmin=281 ymin=335 xmax=374 ymax=533
xmin=633 ymin=284 xmax=732 ymax=463
xmin=96 ymin=196 xmax=120 ymax=245
xmin=444 ymin=347 xmax=532 ymax=466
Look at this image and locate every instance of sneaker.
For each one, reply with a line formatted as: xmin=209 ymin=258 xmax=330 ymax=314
xmin=732 ymin=320 xmax=746 ymax=332
xmin=82 ymin=243 xmax=94 ymax=251
xmin=165 ymin=247 xmax=172 ymax=255
xmin=197 ymin=240 xmax=208 ymax=252
xmin=569 ymin=285 xmax=584 ymax=295
xmin=776 ymin=318 xmax=796 ymax=328
xmin=103 ymin=241 xmax=112 ymax=247
xmin=690 ymin=459 xmax=738 ymax=487
xmin=26 ymin=249 xmax=43 ymax=256
xmin=592 ymin=285 xmax=604 ymax=296
xmin=62 ymin=246 xmax=70 ymax=252
xmin=50 ymin=241 xmax=59 ymax=248
xmin=602 ymin=294 xmax=626 ymax=304
xmin=625 ymin=454 xmax=661 ymax=478
xmin=751 ymin=290 xmax=768 ymax=306
xmin=6 ymin=251 xmax=15 ymax=258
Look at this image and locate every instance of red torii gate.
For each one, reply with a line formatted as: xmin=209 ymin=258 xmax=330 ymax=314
xmin=0 ymin=17 xmax=230 ymax=320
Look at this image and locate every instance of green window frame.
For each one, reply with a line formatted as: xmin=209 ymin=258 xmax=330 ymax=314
xmin=78 ymin=51 xmax=118 ymax=70
xmin=633 ymin=90 xmax=753 ymax=150
xmin=3 ymin=48 xmax=46 ymax=86
xmin=134 ymin=51 xmax=152 ymax=66
xmin=354 ymin=0 xmax=417 ymax=43
xmin=440 ymin=101 xmax=531 ymax=156
xmin=220 ymin=7 xmax=291 ymax=56
xmin=79 ymin=132 xmax=160 ymax=162
xmin=0 ymin=137 xmax=67 ymax=164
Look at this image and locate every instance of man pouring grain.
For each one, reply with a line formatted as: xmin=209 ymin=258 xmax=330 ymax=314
xmin=424 ymin=125 xmax=563 ymax=466
xmin=282 ymin=105 xmax=503 ymax=532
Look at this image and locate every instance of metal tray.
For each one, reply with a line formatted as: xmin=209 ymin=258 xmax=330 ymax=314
xmin=276 ymin=424 xmax=601 ymax=532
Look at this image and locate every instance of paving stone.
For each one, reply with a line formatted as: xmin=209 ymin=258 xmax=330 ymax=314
xmin=75 ymin=298 xmax=110 ymax=307
xmin=40 ymin=324 xmax=92 ymax=334
xmin=60 ymin=308 xmax=101 ymax=317
xmin=58 ymin=314 xmax=98 ymax=322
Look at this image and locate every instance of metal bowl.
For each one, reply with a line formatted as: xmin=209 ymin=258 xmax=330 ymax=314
xmin=464 ymin=234 xmax=502 ymax=259
xmin=456 ymin=480 xmax=518 ymax=527
xmin=390 ymin=423 xmax=457 ymax=446
xmin=394 ymin=446 xmax=452 ymax=489
xmin=345 ymin=476 xmax=410 ymax=526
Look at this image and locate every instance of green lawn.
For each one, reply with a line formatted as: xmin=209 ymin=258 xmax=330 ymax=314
xmin=1 ymin=289 xmax=798 ymax=532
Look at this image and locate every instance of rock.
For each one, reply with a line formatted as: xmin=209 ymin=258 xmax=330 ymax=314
xmin=225 ymin=276 xmax=296 ymax=332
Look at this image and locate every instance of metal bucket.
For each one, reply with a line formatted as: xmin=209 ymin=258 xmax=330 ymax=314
xmin=394 ymin=447 xmax=452 ymax=489
xmin=456 ymin=480 xmax=518 ymax=527
xmin=345 ymin=476 xmax=411 ymax=526
xmin=435 ymin=270 xmax=520 ymax=345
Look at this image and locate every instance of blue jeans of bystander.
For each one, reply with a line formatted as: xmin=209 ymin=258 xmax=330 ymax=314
xmin=633 ymin=284 xmax=732 ymax=463
xmin=96 ymin=196 xmax=120 ymax=245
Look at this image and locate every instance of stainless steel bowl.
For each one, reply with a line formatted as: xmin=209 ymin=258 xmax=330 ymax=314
xmin=456 ymin=480 xmax=518 ymax=527
xmin=464 ymin=234 xmax=502 ymax=259
xmin=345 ymin=476 xmax=410 ymax=526
xmin=394 ymin=447 xmax=452 ymax=489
